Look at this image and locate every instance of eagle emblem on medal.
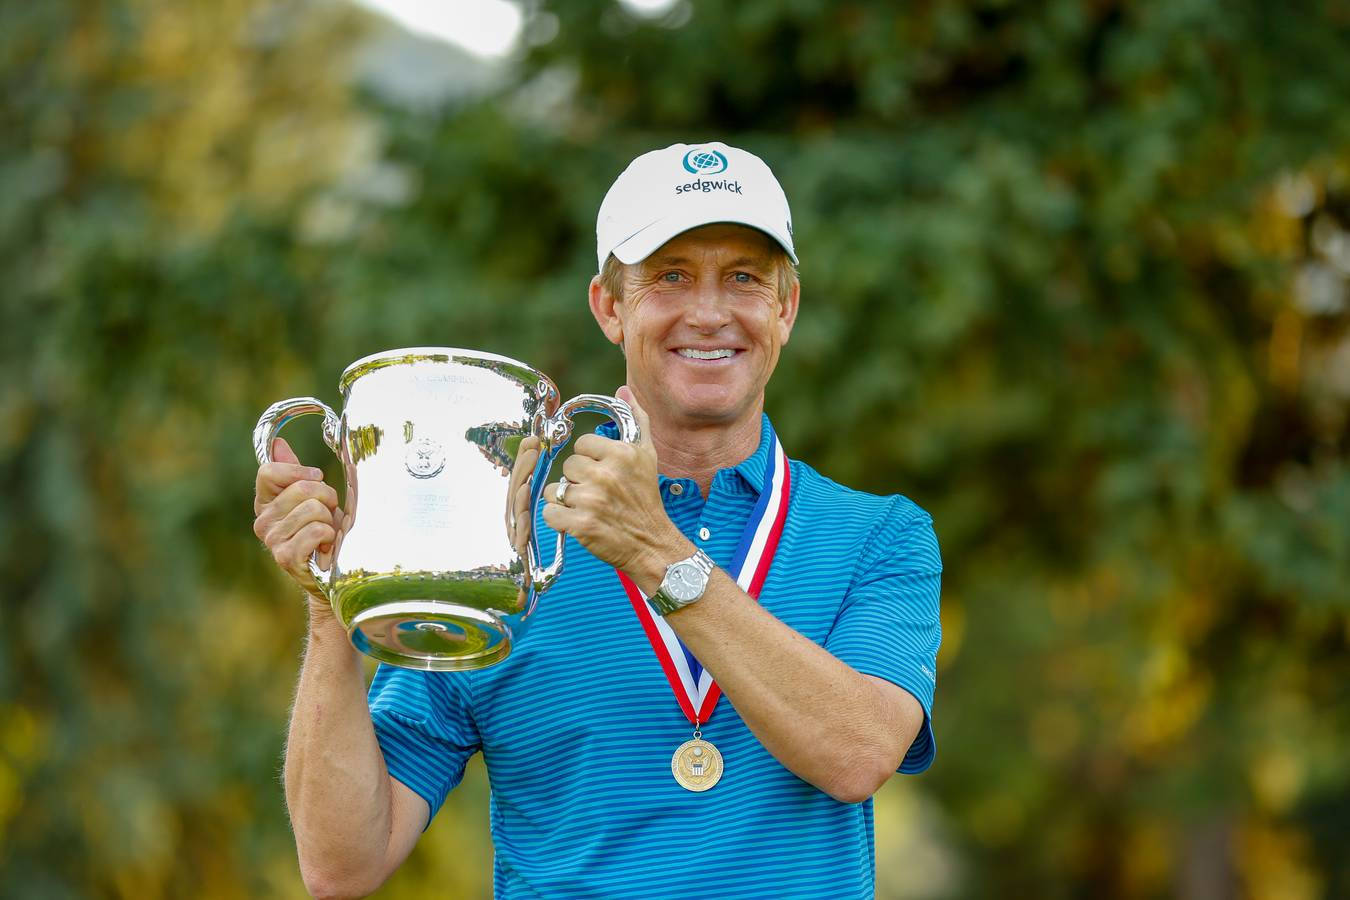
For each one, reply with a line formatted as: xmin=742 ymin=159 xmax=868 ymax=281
xmin=671 ymin=738 xmax=724 ymax=792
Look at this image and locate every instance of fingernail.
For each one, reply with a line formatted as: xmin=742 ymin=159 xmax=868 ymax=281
xmin=308 ymin=468 xmax=324 ymax=479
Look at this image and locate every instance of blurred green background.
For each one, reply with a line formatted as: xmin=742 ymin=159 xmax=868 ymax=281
xmin=4 ymin=0 xmax=1350 ymax=896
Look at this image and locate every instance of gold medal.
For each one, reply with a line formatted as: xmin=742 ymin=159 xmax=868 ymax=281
xmin=671 ymin=737 xmax=723 ymax=792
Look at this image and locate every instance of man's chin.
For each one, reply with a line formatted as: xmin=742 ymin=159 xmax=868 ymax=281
xmin=666 ymin=396 xmax=756 ymax=427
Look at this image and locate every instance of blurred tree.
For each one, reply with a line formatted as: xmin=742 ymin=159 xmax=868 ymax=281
xmin=0 ymin=1 xmax=395 ymax=896
xmin=2 ymin=0 xmax=1349 ymax=897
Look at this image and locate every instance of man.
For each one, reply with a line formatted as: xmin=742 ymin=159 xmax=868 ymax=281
xmin=253 ymin=141 xmax=942 ymax=899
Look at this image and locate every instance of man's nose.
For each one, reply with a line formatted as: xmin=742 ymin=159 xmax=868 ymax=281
xmin=685 ymin=280 xmax=732 ymax=331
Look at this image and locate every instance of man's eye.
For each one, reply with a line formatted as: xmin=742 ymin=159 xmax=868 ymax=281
xmin=733 ymin=272 xmax=754 ymax=283
xmin=661 ymin=272 xmax=682 ymax=282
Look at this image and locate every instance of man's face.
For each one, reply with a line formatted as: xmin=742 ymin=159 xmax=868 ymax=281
xmin=597 ymin=223 xmax=799 ymax=429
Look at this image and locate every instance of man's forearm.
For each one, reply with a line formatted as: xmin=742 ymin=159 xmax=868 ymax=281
xmin=629 ymin=550 xmax=922 ymax=803
xmin=284 ymin=601 xmax=396 ymax=896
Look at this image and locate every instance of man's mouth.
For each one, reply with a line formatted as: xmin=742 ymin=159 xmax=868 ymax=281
xmin=675 ymin=348 xmax=739 ymax=360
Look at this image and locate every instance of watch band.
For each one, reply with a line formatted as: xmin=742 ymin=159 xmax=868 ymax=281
xmin=647 ymin=548 xmax=715 ymax=616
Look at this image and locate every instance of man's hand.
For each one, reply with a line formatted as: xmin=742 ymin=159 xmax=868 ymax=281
xmin=541 ymin=386 xmax=690 ymax=576
xmin=253 ymin=437 xmax=340 ymax=602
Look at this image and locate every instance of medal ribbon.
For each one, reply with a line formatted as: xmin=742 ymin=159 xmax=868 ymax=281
xmin=617 ymin=430 xmax=791 ymax=725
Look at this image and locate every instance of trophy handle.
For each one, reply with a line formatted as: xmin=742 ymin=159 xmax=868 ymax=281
xmin=252 ymin=397 xmax=342 ymax=586
xmin=526 ymin=394 xmax=641 ymax=593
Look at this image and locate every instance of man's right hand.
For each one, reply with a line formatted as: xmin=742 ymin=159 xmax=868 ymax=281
xmin=253 ymin=437 xmax=340 ymax=603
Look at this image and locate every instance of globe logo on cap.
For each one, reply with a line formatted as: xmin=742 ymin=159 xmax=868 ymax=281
xmin=682 ymin=148 xmax=728 ymax=175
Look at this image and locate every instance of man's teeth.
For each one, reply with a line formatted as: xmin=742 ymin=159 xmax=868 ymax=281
xmin=678 ymin=348 xmax=736 ymax=360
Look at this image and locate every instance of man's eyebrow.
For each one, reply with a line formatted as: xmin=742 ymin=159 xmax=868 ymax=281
xmin=641 ymin=255 xmax=691 ymax=268
xmin=724 ymin=255 xmax=774 ymax=270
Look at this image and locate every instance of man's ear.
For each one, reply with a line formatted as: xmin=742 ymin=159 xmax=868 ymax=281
xmin=777 ymin=277 xmax=801 ymax=345
xmin=589 ymin=274 xmax=625 ymax=346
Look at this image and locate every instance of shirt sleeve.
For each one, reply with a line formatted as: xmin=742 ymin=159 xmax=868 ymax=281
xmin=824 ymin=498 xmax=942 ymax=774
xmin=368 ymin=664 xmax=482 ymax=823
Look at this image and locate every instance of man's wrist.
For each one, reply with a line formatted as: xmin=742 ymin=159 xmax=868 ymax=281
xmin=304 ymin=589 xmax=336 ymax=621
xmin=631 ymin=531 xmax=697 ymax=596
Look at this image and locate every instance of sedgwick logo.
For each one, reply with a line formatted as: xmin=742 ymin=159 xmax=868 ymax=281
xmin=676 ymin=177 xmax=743 ymax=195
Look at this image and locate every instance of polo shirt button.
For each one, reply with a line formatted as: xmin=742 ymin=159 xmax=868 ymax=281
xmin=670 ymin=483 xmax=683 ymax=496
xmin=698 ymin=527 xmax=711 ymax=541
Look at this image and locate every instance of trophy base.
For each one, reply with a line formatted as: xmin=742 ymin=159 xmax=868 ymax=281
xmin=347 ymin=601 xmax=512 ymax=670
xmin=327 ymin=569 xmax=529 ymax=670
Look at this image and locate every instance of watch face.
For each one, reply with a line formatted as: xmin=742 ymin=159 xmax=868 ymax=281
xmin=667 ymin=562 xmax=705 ymax=602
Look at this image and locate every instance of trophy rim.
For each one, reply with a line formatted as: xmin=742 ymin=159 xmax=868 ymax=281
xmin=338 ymin=347 xmax=551 ymax=394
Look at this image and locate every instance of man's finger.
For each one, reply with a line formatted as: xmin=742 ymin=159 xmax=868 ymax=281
xmin=540 ymin=493 xmax=579 ymax=534
xmin=572 ymin=433 xmax=614 ymax=460
xmin=509 ymin=449 xmax=539 ymax=501
xmin=544 ymin=482 xmax=583 ymax=508
xmin=514 ymin=481 xmax=537 ymax=527
xmin=274 ymin=478 xmax=340 ymax=513
xmin=279 ymin=521 xmax=337 ymax=575
xmin=318 ymin=505 xmax=342 ymax=555
xmin=268 ymin=497 xmax=338 ymax=547
xmin=272 ymin=437 xmax=301 ymax=465
xmin=560 ymin=453 xmax=602 ymax=484
xmin=257 ymin=462 xmax=326 ymax=505
xmin=510 ymin=442 xmax=539 ymax=483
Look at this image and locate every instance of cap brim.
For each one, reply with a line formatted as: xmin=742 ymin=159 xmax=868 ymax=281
xmin=610 ymin=203 xmax=797 ymax=267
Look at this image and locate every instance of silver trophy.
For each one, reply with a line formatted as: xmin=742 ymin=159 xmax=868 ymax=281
xmin=252 ymin=347 xmax=640 ymax=671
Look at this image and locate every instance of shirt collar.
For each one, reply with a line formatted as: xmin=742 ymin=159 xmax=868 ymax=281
xmin=594 ymin=413 xmax=776 ymax=496
xmin=728 ymin=413 xmax=774 ymax=495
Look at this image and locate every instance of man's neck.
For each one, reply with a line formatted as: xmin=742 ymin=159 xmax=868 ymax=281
xmin=649 ymin=410 xmax=763 ymax=498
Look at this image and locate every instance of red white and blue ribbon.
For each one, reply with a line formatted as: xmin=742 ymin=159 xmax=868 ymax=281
xmin=617 ymin=429 xmax=791 ymax=725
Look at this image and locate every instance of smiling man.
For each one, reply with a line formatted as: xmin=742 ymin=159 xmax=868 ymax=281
xmin=256 ymin=142 xmax=942 ymax=899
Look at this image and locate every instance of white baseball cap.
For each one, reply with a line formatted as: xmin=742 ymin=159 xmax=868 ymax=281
xmin=595 ymin=141 xmax=797 ymax=271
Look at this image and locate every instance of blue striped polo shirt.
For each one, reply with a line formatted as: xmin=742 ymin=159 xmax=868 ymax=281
xmin=368 ymin=414 xmax=942 ymax=899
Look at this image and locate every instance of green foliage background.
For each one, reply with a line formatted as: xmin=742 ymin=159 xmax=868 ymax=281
xmin=3 ymin=0 xmax=1349 ymax=896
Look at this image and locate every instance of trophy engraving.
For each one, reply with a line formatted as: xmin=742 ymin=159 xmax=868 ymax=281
xmin=405 ymin=438 xmax=445 ymax=478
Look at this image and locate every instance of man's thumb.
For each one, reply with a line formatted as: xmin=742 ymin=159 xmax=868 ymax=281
xmin=615 ymin=385 xmax=651 ymax=445
xmin=271 ymin=437 xmax=301 ymax=465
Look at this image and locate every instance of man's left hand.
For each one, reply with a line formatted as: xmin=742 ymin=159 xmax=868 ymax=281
xmin=542 ymin=386 xmax=690 ymax=577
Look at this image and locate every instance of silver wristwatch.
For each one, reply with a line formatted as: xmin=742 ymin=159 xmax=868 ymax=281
xmin=648 ymin=548 xmax=715 ymax=616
